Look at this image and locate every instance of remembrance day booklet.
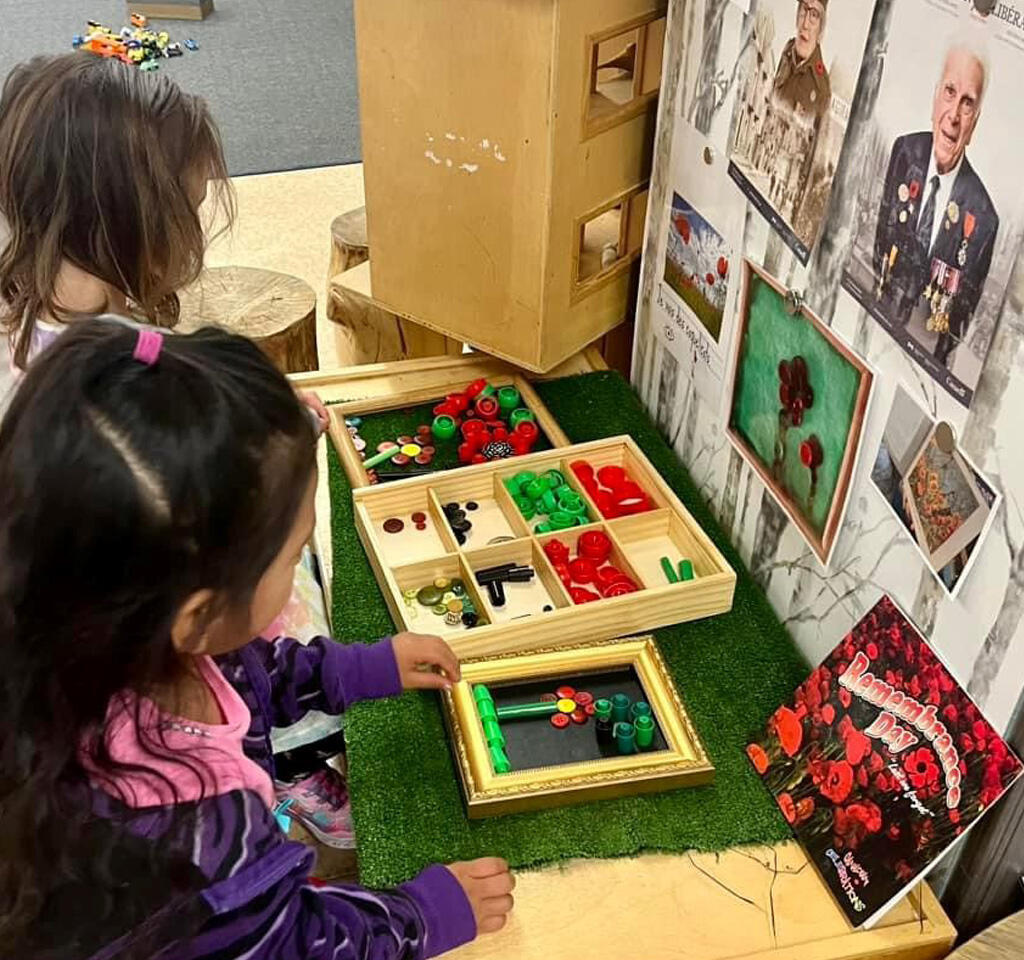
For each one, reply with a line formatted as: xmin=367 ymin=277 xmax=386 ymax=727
xmin=746 ymin=595 xmax=1023 ymax=927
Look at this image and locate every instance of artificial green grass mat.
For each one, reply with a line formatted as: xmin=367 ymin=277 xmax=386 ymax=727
xmin=328 ymin=371 xmax=809 ymax=887
xmin=343 ymin=398 xmax=552 ymax=479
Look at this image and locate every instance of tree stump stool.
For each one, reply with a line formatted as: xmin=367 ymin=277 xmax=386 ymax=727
xmin=178 ymin=266 xmax=318 ymax=374
xmin=328 ymin=208 xmax=370 ymax=285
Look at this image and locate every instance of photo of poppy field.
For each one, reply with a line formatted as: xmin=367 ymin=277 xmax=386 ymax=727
xmin=746 ymin=595 xmax=1022 ymax=925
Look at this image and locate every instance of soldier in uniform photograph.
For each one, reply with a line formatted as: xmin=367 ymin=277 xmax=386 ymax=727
xmin=773 ymin=0 xmax=831 ymax=124
xmin=873 ymin=43 xmax=998 ymax=368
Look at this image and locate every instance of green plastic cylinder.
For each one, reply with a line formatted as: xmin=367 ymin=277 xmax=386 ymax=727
xmin=548 ymin=511 xmax=575 ymax=530
xmin=679 ymin=559 xmax=695 ymax=581
xmin=610 ymin=693 xmax=631 ymax=724
xmin=535 ymin=521 xmax=552 ymax=534
xmin=513 ymin=496 xmax=535 ymax=519
xmin=473 ymin=684 xmax=493 ymax=704
xmin=490 ymin=743 xmax=511 ymax=773
xmin=525 ymin=477 xmax=549 ymax=501
xmin=615 ymin=721 xmax=637 ymax=755
xmin=509 ymin=408 xmax=535 ymax=428
xmin=496 ymin=701 xmax=558 ymax=720
xmin=477 ymin=699 xmax=498 ymax=722
xmin=543 ymin=469 xmax=565 ymax=488
xmin=660 ymin=556 xmax=680 ymax=584
xmin=513 ymin=471 xmax=537 ymax=492
xmin=482 ymin=718 xmax=505 ymax=747
xmin=635 ymin=715 xmax=655 ymax=750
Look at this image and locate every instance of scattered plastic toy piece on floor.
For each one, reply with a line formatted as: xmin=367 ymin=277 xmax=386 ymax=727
xmin=77 ymin=17 xmax=199 ymax=69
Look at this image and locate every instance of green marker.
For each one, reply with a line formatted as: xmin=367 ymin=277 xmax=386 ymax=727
xmin=496 ymin=701 xmax=559 ymax=721
xmin=678 ymin=559 xmax=695 ymax=582
xmin=635 ymin=715 xmax=655 ymax=750
xmin=660 ymin=556 xmax=680 ymax=584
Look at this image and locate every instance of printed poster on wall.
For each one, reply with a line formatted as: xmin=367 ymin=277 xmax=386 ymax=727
xmin=747 ymin=595 xmax=1023 ymax=928
xmin=841 ymin=2 xmax=1024 ymax=409
xmin=649 ymin=135 xmax=746 ymax=407
xmin=725 ymin=0 xmax=875 ymax=262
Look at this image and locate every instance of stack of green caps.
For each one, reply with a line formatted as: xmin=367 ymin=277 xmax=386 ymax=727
xmin=502 ymin=469 xmax=590 ymax=533
xmin=474 ymin=685 xmax=511 ymax=773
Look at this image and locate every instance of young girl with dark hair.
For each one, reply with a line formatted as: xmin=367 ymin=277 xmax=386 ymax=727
xmin=0 ymin=53 xmax=235 ymax=406
xmin=0 ymin=319 xmax=514 ymax=959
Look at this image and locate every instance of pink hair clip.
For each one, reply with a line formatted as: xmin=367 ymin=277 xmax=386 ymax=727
xmin=133 ymin=329 xmax=164 ymax=366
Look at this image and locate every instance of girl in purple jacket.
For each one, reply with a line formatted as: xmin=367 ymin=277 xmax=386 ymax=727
xmin=0 ymin=319 xmax=514 ymax=959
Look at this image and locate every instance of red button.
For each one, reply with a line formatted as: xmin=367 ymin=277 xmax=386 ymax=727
xmin=584 ymin=702 xmax=596 ymax=716
xmin=550 ymin=713 xmax=570 ymax=729
xmin=574 ymin=691 xmax=594 ymax=706
xmin=411 ymin=512 xmax=426 ymax=523
xmin=556 ymin=686 xmax=576 ymax=700
xmin=571 ymin=708 xmax=588 ymax=725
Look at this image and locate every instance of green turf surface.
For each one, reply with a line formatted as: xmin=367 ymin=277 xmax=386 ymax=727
xmin=346 ymin=398 xmax=552 ymax=482
xmin=731 ymin=274 xmax=861 ymax=535
xmin=328 ymin=371 xmax=809 ymax=886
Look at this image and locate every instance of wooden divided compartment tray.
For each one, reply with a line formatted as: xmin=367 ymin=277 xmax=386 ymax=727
xmin=351 ymin=436 xmax=736 ymax=656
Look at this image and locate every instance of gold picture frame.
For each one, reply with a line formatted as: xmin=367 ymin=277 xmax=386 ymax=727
xmin=442 ymin=636 xmax=713 ymax=817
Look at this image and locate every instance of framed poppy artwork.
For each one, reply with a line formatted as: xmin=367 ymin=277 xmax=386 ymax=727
xmin=726 ymin=260 xmax=874 ymax=565
xmin=441 ymin=636 xmax=713 ymax=817
xmin=746 ymin=595 xmax=1023 ymax=928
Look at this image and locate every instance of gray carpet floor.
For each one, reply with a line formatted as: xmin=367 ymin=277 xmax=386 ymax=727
xmin=0 ymin=0 xmax=361 ymax=175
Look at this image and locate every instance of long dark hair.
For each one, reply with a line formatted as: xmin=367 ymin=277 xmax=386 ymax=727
xmin=0 ymin=320 xmax=316 ymax=955
xmin=0 ymin=54 xmax=234 ymax=368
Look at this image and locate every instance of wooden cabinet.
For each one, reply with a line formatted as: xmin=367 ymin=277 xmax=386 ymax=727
xmin=352 ymin=0 xmax=665 ymax=371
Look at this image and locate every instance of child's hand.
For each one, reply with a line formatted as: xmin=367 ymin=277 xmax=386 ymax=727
xmin=392 ymin=632 xmax=461 ymax=690
xmin=298 ymin=390 xmax=329 ymax=436
xmin=445 ymin=858 xmax=515 ymax=935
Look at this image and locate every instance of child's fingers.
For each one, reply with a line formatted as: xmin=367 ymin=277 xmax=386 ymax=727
xmin=422 ymin=637 xmax=461 ymax=682
xmin=466 ymin=856 xmax=511 ymax=879
xmin=477 ymin=913 xmax=509 ymax=934
xmin=474 ymin=872 xmax=515 ymax=899
xmin=407 ymin=671 xmax=453 ymax=691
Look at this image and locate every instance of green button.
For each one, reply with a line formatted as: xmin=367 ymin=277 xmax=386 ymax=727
xmin=416 ymin=585 xmax=443 ymax=606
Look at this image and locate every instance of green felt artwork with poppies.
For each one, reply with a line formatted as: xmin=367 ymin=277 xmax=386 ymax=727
xmin=746 ymin=594 xmax=1023 ymax=929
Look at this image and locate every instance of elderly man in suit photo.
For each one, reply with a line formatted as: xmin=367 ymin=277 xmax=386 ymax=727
xmin=873 ymin=42 xmax=998 ymax=368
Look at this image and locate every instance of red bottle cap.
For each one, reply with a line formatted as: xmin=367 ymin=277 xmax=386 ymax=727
xmin=465 ymin=378 xmax=488 ymax=399
xmin=570 ymin=587 xmax=602 ymax=604
xmin=596 ymin=465 xmax=627 ymax=490
xmin=602 ymin=579 xmax=639 ymax=598
xmin=447 ymin=392 xmax=470 ymax=413
xmin=514 ymin=420 xmax=539 ymax=444
xmin=471 ymin=453 xmax=487 ymax=464
xmin=474 ymin=395 xmax=499 ymax=419
xmin=569 ymin=557 xmax=599 ymax=584
xmin=577 ymin=530 xmax=612 ymax=563
xmin=595 ymin=564 xmax=624 ymax=584
xmin=543 ymin=539 xmax=570 ymax=564
xmin=570 ymin=460 xmax=594 ymax=482
xmin=461 ymin=418 xmax=485 ymax=437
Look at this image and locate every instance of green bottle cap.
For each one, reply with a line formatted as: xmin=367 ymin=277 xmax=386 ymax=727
xmin=497 ymin=386 xmax=521 ymax=413
xmin=544 ymin=469 xmax=565 ymax=488
xmin=513 ymin=496 xmax=536 ymax=519
xmin=593 ymin=698 xmax=612 ymax=720
xmin=679 ymin=559 xmax=695 ymax=581
xmin=534 ymin=521 xmax=552 ymax=534
xmin=630 ymin=701 xmax=651 ymax=720
xmin=509 ymin=408 xmax=535 ymax=427
xmin=432 ymin=414 xmax=457 ymax=440
xmin=525 ymin=477 xmax=549 ymax=501
xmin=503 ymin=476 xmax=521 ymax=495
xmin=611 ymin=693 xmax=631 ymax=724
xmin=635 ymin=714 xmax=655 ymax=750
xmin=540 ymin=489 xmax=558 ymax=513
xmin=513 ymin=471 xmax=537 ymax=491
xmin=553 ymin=483 xmax=575 ymax=501
xmin=548 ymin=511 xmax=575 ymax=530
xmin=479 ymin=382 xmax=497 ymax=398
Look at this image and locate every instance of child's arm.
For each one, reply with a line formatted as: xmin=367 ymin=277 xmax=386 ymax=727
xmin=239 ymin=632 xmax=459 ymax=727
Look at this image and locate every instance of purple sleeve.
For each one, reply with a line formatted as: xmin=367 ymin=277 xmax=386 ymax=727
xmin=400 ymin=865 xmax=477 ymax=958
xmin=250 ymin=636 xmax=402 ymax=728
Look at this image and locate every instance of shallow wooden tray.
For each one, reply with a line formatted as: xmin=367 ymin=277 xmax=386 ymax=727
xmin=350 ymin=435 xmax=736 ymax=657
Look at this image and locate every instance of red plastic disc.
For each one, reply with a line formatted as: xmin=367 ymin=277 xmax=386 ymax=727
xmin=543 ymin=539 xmax=570 ymax=564
xmin=571 ymin=708 xmax=588 ymax=725
xmin=602 ymin=579 xmax=639 ymax=598
xmin=392 ymin=454 xmax=411 ymax=466
xmin=475 ymin=396 xmax=500 ymax=419
xmin=411 ymin=512 xmax=426 ymax=523
xmin=550 ymin=713 xmax=571 ymax=729
xmin=596 ymin=565 xmax=624 ymax=584
xmin=376 ymin=441 xmax=398 ymax=453
xmin=574 ymin=691 xmax=594 ymax=706
xmin=555 ymin=686 xmax=576 ymax=700
xmin=570 ymin=587 xmax=602 ymax=604
xmin=584 ymin=702 xmax=596 ymax=716
xmin=415 ymin=453 xmax=432 ymax=465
